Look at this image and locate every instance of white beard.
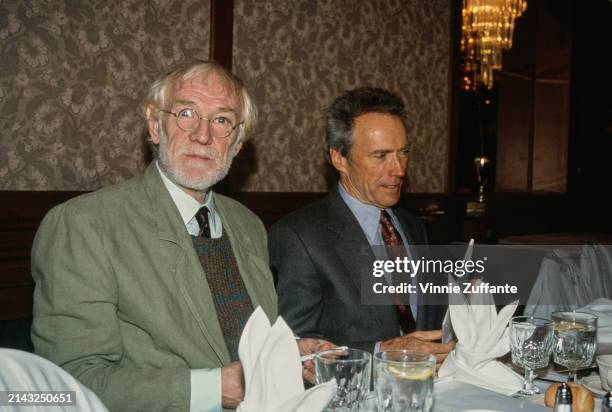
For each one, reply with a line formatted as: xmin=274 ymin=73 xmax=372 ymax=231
xmin=156 ymin=128 xmax=238 ymax=193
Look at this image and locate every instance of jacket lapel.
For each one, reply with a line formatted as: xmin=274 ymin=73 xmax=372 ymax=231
xmin=143 ymin=164 xmax=229 ymax=364
xmin=326 ymin=189 xmax=391 ymax=329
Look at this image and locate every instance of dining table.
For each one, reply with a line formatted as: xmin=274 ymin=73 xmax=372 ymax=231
xmin=359 ymin=369 xmax=607 ymax=411
xmin=432 ymin=379 xmax=550 ymax=412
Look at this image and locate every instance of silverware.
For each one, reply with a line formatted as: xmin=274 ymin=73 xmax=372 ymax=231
xmin=300 ymin=346 xmax=348 ymax=362
xmin=537 ymin=376 xmax=568 ymax=384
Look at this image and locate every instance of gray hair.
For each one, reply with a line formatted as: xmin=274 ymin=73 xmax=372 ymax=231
xmin=325 ymin=87 xmax=408 ymax=161
xmin=144 ymin=60 xmax=257 ymax=156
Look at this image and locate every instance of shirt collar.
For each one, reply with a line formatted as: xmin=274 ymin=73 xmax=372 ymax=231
xmin=156 ymin=161 xmax=215 ymax=226
xmin=338 ymin=182 xmax=383 ymax=244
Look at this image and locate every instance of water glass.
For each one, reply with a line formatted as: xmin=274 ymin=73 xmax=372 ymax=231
xmin=510 ymin=316 xmax=553 ymax=395
xmin=374 ymin=350 xmax=435 ymax=412
xmin=315 ymin=348 xmax=372 ymax=412
xmin=552 ymin=311 xmax=598 ymax=381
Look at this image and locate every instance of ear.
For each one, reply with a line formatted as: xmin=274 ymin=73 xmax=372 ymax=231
xmin=330 ymin=148 xmax=349 ymax=174
xmin=231 ymin=140 xmax=244 ymax=157
xmin=145 ymin=105 xmax=161 ymax=144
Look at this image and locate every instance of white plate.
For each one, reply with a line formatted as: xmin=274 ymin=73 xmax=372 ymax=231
xmin=580 ymin=375 xmax=607 ymax=397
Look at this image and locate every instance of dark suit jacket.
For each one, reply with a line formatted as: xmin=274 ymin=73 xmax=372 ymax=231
xmin=269 ymin=188 xmax=445 ymax=353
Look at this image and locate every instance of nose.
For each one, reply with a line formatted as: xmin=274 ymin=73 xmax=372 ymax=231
xmin=389 ymin=154 xmax=407 ymax=178
xmin=188 ymin=119 xmax=213 ymax=145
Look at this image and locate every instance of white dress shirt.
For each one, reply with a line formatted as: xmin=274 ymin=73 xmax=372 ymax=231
xmin=158 ymin=162 xmax=223 ymax=412
xmin=338 ymin=183 xmax=419 ymax=353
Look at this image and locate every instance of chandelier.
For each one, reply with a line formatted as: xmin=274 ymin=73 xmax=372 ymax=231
xmin=461 ymin=0 xmax=527 ymax=90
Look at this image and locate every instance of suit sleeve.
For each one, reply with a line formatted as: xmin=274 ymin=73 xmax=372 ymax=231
xmin=31 ymin=203 xmax=191 ymax=412
xmin=269 ymin=224 xmax=324 ymax=339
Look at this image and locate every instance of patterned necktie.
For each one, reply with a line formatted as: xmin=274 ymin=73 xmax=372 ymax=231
xmin=380 ymin=210 xmax=417 ymax=334
xmin=195 ymin=206 xmax=211 ymax=238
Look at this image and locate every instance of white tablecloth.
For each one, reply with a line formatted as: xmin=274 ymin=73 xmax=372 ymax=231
xmin=360 ymin=380 xmax=551 ymax=412
xmin=432 ymin=380 xmax=550 ymax=412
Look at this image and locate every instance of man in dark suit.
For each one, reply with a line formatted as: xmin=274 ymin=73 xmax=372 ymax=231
xmin=269 ymin=87 xmax=452 ymax=362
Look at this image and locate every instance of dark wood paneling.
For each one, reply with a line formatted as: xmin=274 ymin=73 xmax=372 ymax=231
xmin=495 ymin=0 xmax=572 ymax=194
xmin=209 ymin=0 xmax=234 ymax=70
xmin=231 ymin=192 xmax=326 ymax=228
xmin=0 ymin=190 xmax=455 ymax=323
xmin=232 ymin=191 xmax=458 ymax=243
xmin=0 ymin=188 xmax=581 ymax=325
xmin=0 ymin=287 xmax=33 ymax=322
xmin=490 ymin=192 xmax=570 ymax=237
xmin=500 ymin=0 xmax=536 ymax=77
xmin=0 ymin=191 xmax=83 ymax=321
xmin=566 ymin=0 xmax=612 ymax=233
xmin=447 ymin=0 xmax=463 ymax=194
xmin=496 ymin=73 xmax=532 ymax=191
xmin=533 ymin=81 xmax=569 ymax=192
xmin=534 ymin=0 xmax=572 ymax=80
xmin=0 ymin=191 xmax=83 ymax=229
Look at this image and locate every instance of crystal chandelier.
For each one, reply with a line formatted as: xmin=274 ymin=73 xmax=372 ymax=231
xmin=461 ymin=0 xmax=527 ymax=90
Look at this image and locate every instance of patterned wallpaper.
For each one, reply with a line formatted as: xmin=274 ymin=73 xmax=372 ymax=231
xmin=0 ymin=0 xmax=210 ymax=190
xmin=232 ymin=0 xmax=450 ymax=193
xmin=1 ymin=0 xmax=450 ymax=193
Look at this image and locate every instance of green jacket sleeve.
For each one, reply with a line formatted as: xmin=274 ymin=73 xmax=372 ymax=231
xmin=31 ymin=203 xmax=190 ymax=412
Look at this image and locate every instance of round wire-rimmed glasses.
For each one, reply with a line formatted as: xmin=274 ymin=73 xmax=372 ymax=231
xmin=159 ymin=107 xmax=242 ymax=138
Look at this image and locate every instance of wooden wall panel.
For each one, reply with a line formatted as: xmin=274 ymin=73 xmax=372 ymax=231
xmin=533 ymin=82 xmax=569 ymax=192
xmin=209 ymin=0 xmax=234 ymax=70
xmin=534 ymin=0 xmax=572 ymax=80
xmin=495 ymin=0 xmax=571 ymax=194
xmin=0 ymin=190 xmax=457 ymax=322
xmin=496 ymin=73 xmax=532 ymax=191
xmin=0 ymin=188 xmax=575 ymax=332
xmin=0 ymin=191 xmax=82 ymax=321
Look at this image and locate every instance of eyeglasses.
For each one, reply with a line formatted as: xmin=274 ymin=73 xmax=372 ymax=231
xmin=159 ymin=108 xmax=242 ymax=138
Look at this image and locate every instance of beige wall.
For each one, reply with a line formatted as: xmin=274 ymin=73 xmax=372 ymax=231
xmin=232 ymin=0 xmax=451 ymax=193
xmin=0 ymin=0 xmax=450 ymax=193
xmin=0 ymin=1 xmax=210 ymax=190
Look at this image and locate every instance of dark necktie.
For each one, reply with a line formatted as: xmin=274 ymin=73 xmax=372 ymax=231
xmin=380 ymin=210 xmax=417 ymax=334
xmin=195 ymin=206 xmax=211 ymax=238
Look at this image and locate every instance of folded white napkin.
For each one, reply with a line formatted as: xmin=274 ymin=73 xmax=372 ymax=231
xmin=237 ymin=307 xmax=336 ymax=412
xmin=438 ymin=242 xmax=522 ymax=396
xmin=438 ymin=289 xmax=522 ymax=395
xmin=580 ymin=244 xmax=612 ymax=299
xmin=525 ymin=243 xmax=612 ymax=320
xmin=578 ymin=297 xmax=612 ymax=351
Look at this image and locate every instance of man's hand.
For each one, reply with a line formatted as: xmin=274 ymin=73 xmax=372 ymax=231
xmin=296 ymin=338 xmax=337 ymax=384
xmin=296 ymin=337 xmax=336 ymax=356
xmin=221 ymin=361 xmax=245 ymax=408
xmin=380 ymin=330 xmax=455 ymax=365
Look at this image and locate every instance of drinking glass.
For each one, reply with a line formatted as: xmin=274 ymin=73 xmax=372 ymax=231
xmin=315 ymin=348 xmax=371 ymax=412
xmin=552 ymin=311 xmax=598 ymax=381
xmin=373 ymin=350 xmax=435 ymax=412
xmin=509 ymin=316 xmax=553 ymax=396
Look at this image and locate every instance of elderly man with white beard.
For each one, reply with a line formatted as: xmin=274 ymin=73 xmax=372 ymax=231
xmin=31 ymin=60 xmax=327 ymax=412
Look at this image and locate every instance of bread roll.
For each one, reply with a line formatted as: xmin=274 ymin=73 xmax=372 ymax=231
xmin=544 ymin=382 xmax=594 ymax=412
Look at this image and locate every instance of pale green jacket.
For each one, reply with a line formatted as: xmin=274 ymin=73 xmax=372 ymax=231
xmin=31 ymin=163 xmax=278 ymax=411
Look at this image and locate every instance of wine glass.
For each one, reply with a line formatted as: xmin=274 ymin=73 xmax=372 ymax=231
xmin=315 ymin=348 xmax=371 ymax=411
xmin=510 ymin=316 xmax=553 ymax=396
xmin=552 ymin=311 xmax=598 ymax=382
